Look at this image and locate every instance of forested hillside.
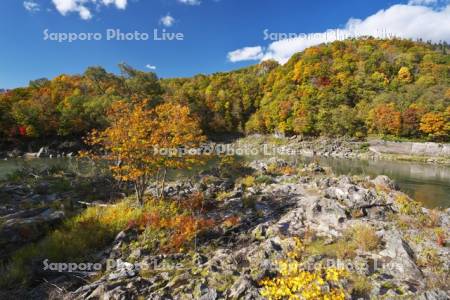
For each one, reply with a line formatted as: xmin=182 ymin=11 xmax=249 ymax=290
xmin=246 ymin=38 xmax=449 ymax=139
xmin=1 ymin=38 xmax=449 ymax=143
xmin=164 ymin=38 xmax=449 ymax=140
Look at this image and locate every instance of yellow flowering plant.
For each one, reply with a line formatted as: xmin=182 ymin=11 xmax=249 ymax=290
xmin=260 ymin=237 xmax=349 ymax=300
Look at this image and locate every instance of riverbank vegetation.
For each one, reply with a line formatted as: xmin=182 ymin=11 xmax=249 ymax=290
xmin=0 ymin=196 xmax=214 ymax=288
xmin=1 ymin=38 xmax=449 ymax=147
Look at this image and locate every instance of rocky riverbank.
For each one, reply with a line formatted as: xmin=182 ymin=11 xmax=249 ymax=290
xmin=4 ymin=157 xmax=448 ymax=300
xmin=0 ymin=140 xmax=83 ymax=159
xmin=0 ymin=164 xmax=124 ymax=261
xmin=2 ymin=135 xmax=449 ymax=165
xmin=229 ymin=135 xmax=450 ymax=165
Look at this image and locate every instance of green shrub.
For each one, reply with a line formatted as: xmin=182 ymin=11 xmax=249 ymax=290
xmin=242 ymin=195 xmax=256 ymax=209
xmin=255 ymin=175 xmax=273 ymax=185
xmin=359 ymin=143 xmax=370 ymax=151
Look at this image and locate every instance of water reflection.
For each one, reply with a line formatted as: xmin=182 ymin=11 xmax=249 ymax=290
xmin=315 ymin=158 xmax=450 ymax=208
xmin=0 ymin=156 xmax=449 ymax=208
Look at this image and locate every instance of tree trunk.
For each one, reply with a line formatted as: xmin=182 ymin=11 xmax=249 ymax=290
xmin=160 ymin=168 xmax=167 ymax=199
xmin=155 ymin=169 xmax=161 ymax=198
xmin=135 ymin=176 xmax=147 ymax=206
xmin=135 ymin=182 xmax=142 ymax=205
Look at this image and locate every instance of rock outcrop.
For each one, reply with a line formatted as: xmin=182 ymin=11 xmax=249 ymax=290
xmin=0 ymin=208 xmax=65 ymax=259
xmin=56 ymin=161 xmax=450 ymax=299
xmin=5 ymin=159 xmax=449 ymax=299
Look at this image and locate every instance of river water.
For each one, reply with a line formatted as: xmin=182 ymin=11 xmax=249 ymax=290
xmin=314 ymin=157 xmax=450 ymax=208
xmin=0 ymin=156 xmax=449 ymax=208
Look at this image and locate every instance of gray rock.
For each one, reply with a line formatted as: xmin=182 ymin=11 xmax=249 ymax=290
xmin=417 ymin=290 xmax=450 ymax=300
xmin=379 ymin=230 xmax=423 ymax=281
xmin=228 ymin=275 xmax=260 ymax=300
xmin=27 ymin=164 xmax=449 ymax=300
xmin=107 ymin=259 xmax=137 ymax=281
xmin=200 ymin=288 xmax=218 ymax=300
xmin=7 ymin=149 xmax=23 ymax=158
xmin=372 ymin=175 xmax=398 ymax=190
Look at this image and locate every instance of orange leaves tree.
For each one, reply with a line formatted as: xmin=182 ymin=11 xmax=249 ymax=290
xmin=367 ymin=103 xmax=402 ymax=136
xmin=149 ymin=102 xmax=207 ymax=197
xmin=401 ymin=104 xmax=425 ymax=137
xmin=419 ymin=110 xmax=449 ymax=141
xmin=85 ymin=100 xmax=205 ymax=205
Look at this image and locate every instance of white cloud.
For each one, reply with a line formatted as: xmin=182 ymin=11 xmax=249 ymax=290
xmin=160 ymin=14 xmax=175 ymax=27
xmin=52 ymin=0 xmax=79 ymax=15
xmin=115 ymin=0 xmax=127 ymax=9
xmin=228 ymin=3 xmax=450 ymax=64
xmin=178 ymin=0 xmax=201 ymax=5
xmin=227 ymin=46 xmax=264 ymax=63
xmin=408 ymin=0 xmax=438 ymax=5
xmin=23 ymin=0 xmax=40 ymax=12
xmin=52 ymin=0 xmax=128 ymax=20
xmin=101 ymin=0 xmax=127 ymax=10
xmin=145 ymin=64 xmax=157 ymax=70
xmin=78 ymin=5 xmax=92 ymax=20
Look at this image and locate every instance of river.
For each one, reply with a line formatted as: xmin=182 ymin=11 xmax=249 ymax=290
xmin=314 ymin=157 xmax=450 ymax=208
xmin=0 ymin=156 xmax=449 ymax=208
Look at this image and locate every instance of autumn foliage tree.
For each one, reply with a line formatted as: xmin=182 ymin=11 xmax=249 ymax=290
xmin=85 ymin=100 xmax=205 ymax=204
xmin=401 ymin=104 xmax=425 ymax=137
xmin=147 ymin=102 xmax=207 ymax=196
xmin=420 ymin=111 xmax=449 ymax=141
xmin=0 ymin=39 xmax=449 ymax=143
xmin=446 ymin=106 xmax=450 ymax=133
xmin=368 ymin=103 xmax=402 ymax=136
xmin=397 ymin=66 xmax=413 ymax=83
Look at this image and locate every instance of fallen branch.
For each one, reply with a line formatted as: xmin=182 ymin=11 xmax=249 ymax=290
xmin=77 ymin=201 xmax=116 ymax=207
xmin=43 ymin=278 xmax=66 ymax=293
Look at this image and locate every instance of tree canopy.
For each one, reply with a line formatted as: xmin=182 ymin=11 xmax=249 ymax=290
xmin=1 ymin=38 xmax=449 ymax=142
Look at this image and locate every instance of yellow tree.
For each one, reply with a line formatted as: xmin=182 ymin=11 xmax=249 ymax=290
xmin=445 ymin=106 xmax=450 ymax=133
xmin=420 ymin=111 xmax=448 ymax=141
xmin=86 ymin=100 xmax=205 ymax=204
xmin=398 ymin=66 xmax=413 ymax=83
xmin=149 ymin=102 xmax=206 ymax=197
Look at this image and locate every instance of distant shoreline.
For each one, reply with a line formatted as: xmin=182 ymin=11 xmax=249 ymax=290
xmin=1 ymin=135 xmax=449 ymax=165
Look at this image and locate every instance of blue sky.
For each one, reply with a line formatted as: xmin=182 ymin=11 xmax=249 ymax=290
xmin=0 ymin=0 xmax=449 ymax=88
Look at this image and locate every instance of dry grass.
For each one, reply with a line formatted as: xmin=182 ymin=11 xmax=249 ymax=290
xmin=0 ymin=197 xmax=143 ymax=288
xmin=305 ymin=238 xmax=357 ymax=259
xmin=350 ymin=274 xmax=373 ymax=299
xmin=427 ymin=209 xmax=442 ymax=227
xmin=347 ymin=224 xmax=381 ymax=252
xmin=0 ymin=196 xmax=213 ymax=288
xmin=305 ymin=224 xmax=381 ymax=259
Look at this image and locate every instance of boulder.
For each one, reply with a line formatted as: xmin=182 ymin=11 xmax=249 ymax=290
xmin=372 ymin=175 xmax=398 ymax=190
xmin=379 ymin=230 xmax=423 ymax=281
